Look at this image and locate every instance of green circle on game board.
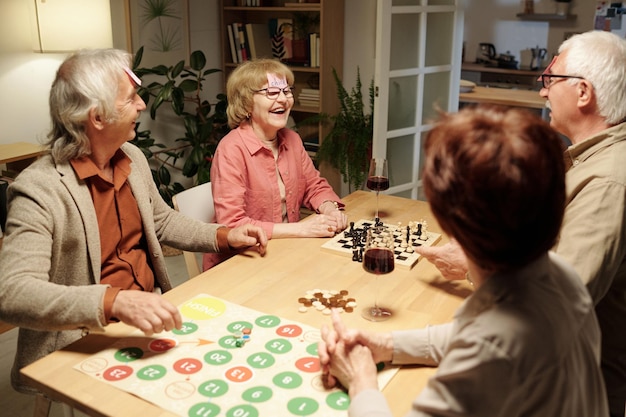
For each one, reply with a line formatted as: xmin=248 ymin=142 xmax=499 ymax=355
xmin=247 ymin=352 xmax=275 ymax=369
xmin=287 ymin=397 xmax=319 ymax=415
xmin=265 ymin=338 xmax=293 ymax=354
xmin=306 ymin=342 xmax=318 ymax=356
xmin=172 ymin=322 xmax=199 ymax=335
xmin=219 ymin=335 xmax=242 ymax=349
xmin=114 ymin=347 xmax=143 ymax=363
xmin=226 ymin=404 xmax=258 ymax=417
xmin=272 ymin=371 xmax=302 ymax=389
xmin=204 ymin=349 xmax=233 ymax=365
xmin=198 ymin=379 xmax=229 ymax=398
xmin=136 ymin=364 xmax=167 ymax=381
xmin=188 ymin=402 xmax=220 ymax=417
xmin=242 ymin=386 xmax=273 ymax=403
xmin=227 ymin=321 xmax=253 ymax=333
xmin=255 ymin=315 xmax=281 ymax=328
xmin=326 ymin=391 xmax=350 ymax=410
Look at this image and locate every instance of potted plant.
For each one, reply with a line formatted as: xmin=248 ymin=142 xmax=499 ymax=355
xmin=315 ymin=67 xmax=374 ymax=192
xmin=131 ymin=47 xmax=229 ymax=206
xmin=285 ymin=12 xmax=319 ymax=65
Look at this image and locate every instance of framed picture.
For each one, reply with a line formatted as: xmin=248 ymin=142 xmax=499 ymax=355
xmin=126 ymin=0 xmax=190 ymax=68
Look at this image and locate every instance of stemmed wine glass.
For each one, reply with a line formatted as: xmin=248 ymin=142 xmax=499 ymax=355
xmin=361 ymin=228 xmax=395 ymax=322
xmin=366 ymin=158 xmax=389 ymax=222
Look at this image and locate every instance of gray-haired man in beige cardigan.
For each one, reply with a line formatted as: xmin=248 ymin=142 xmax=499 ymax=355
xmin=0 ymin=49 xmax=267 ymax=395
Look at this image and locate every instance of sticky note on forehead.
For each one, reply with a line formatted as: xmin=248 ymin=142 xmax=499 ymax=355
xmin=124 ymin=66 xmax=142 ymax=87
xmin=267 ymin=73 xmax=287 ymax=88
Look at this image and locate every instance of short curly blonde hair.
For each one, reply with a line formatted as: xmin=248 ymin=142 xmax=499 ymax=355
xmin=226 ymin=59 xmax=294 ymax=129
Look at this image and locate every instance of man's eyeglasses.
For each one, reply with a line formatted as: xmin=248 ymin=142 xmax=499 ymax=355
xmin=540 ymin=74 xmax=584 ymax=89
xmin=254 ymin=86 xmax=294 ymax=100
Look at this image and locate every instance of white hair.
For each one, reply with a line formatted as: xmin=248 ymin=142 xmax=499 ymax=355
xmin=560 ymin=31 xmax=626 ymax=125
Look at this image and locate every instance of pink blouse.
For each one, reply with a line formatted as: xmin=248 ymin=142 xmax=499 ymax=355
xmin=203 ymin=123 xmax=341 ymax=270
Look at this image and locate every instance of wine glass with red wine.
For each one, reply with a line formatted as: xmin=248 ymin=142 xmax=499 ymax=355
xmin=361 ymin=228 xmax=395 ymax=322
xmin=366 ymin=158 xmax=389 ymax=222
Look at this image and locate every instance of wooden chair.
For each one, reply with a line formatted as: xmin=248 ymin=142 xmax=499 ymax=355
xmin=172 ymin=182 xmax=215 ymax=279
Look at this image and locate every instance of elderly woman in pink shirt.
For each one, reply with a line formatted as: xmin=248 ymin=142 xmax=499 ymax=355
xmin=203 ymin=59 xmax=348 ymax=270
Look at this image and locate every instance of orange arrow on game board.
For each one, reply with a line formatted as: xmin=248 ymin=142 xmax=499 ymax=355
xmin=179 ymin=339 xmax=214 ymax=346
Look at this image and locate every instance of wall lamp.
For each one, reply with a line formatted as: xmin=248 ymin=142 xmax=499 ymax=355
xmin=29 ymin=0 xmax=113 ymax=53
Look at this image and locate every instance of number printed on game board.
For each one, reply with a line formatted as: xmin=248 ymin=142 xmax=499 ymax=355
xmin=174 ymin=358 xmax=203 ymax=375
xmin=204 ymin=350 xmax=233 ymax=365
xmin=255 ymin=315 xmax=280 ymax=328
xmin=276 ymin=325 xmax=303 ymax=338
xmin=225 ymin=366 xmax=253 ymax=383
xmin=198 ymin=379 xmax=229 ymax=398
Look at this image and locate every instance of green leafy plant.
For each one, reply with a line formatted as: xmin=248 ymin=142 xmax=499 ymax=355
xmin=316 ymin=67 xmax=374 ymax=192
xmin=139 ymin=0 xmax=183 ymax=52
xmin=289 ymin=12 xmax=320 ymax=40
xmin=131 ymin=47 xmax=229 ymax=206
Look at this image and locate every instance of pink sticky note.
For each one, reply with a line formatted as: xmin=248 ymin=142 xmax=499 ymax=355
xmin=267 ymin=73 xmax=287 ymax=88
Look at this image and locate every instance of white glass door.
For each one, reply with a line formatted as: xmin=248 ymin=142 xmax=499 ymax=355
xmin=373 ymin=0 xmax=464 ymax=199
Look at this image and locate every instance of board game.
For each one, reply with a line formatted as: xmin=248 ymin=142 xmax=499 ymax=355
xmin=75 ymin=294 xmax=398 ymax=416
xmin=321 ymin=219 xmax=442 ymax=270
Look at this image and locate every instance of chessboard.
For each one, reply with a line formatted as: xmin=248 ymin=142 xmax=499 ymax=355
xmin=321 ymin=219 xmax=441 ymax=270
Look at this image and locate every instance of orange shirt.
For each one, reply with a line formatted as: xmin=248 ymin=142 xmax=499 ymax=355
xmin=71 ymin=150 xmax=154 ymax=320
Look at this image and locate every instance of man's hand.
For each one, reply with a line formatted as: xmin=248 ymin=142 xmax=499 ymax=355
xmin=111 ymin=291 xmax=182 ymax=336
xmin=414 ymin=238 xmax=468 ymax=281
xmin=227 ymin=224 xmax=268 ymax=256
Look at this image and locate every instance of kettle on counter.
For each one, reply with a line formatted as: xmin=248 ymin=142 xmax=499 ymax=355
xmin=477 ymin=43 xmax=496 ymax=63
xmin=530 ymin=46 xmax=547 ymax=70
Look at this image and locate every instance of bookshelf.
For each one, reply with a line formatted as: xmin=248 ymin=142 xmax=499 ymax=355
xmin=219 ymin=0 xmax=345 ymax=191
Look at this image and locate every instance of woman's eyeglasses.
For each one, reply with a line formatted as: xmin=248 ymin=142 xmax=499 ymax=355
xmin=255 ymin=86 xmax=294 ymax=100
xmin=540 ymin=74 xmax=584 ymax=89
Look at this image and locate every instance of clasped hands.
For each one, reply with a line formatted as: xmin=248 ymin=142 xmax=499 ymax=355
xmin=306 ymin=209 xmax=348 ymax=237
xmin=318 ymin=309 xmax=393 ymax=397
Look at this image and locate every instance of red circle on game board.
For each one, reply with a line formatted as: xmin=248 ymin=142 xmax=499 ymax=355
xmin=225 ymin=365 xmax=254 ymax=383
xmin=173 ymin=358 xmax=203 ymax=375
xmin=149 ymin=338 xmax=177 ymax=352
xmin=276 ymin=324 xmax=303 ymax=338
xmin=103 ymin=365 xmax=133 ymax=382
xmin=295 ymin=357 xmax=321 ymax=373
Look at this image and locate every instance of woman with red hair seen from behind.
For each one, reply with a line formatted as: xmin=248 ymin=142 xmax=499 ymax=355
xmin=318 ymin=105 xmax=608 ymax=417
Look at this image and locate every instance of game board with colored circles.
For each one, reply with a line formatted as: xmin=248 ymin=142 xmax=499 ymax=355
xmin=74 ymin=294 xmax=399 ymax=416
xmin=321 ymin=219 xmax=442 ymax=270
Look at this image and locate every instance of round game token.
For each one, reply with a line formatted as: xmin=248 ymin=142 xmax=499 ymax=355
xmin=298 ymin=306 xmax=308 ymax=313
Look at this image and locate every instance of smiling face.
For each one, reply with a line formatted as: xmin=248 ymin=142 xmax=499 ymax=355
xmin=102 ymin=73 xmax=146 ymax=147
xmin=249 ymin=73 xmax=294 ymax=141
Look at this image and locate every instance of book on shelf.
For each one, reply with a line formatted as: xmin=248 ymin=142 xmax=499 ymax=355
xmin=237 ymin=23 xmax=250 ymax=62
xmin=269 ymin=18 xmax=293 ymax=61
xmin=245 ymin=23 xmax=273 ymax=60
xmin=298 ymin=100 xmax=320 ymax=108
xmin=298 ymin=92 xmax=319 ymax=99
xmin=227 ymin=24 xmax=238 ymax=63
xmin=308 ymin=33 xmax=319 ymax=68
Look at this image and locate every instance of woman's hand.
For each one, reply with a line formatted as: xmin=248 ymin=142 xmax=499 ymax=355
xmin=318 ymin=309 xmax=393 ymax=393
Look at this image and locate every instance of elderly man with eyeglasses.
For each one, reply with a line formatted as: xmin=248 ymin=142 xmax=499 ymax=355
xmin=417 ymin=30 xmax=626 ymax=417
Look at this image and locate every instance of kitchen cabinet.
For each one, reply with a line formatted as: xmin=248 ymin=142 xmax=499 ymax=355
xmin=516 ymin=13 xmax=577 ymax=22
xmin=461 ymin=63 xmax=542 ymax=90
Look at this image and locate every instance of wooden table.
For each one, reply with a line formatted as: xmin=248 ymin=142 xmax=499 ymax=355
xmin=20 ymin=191 xmax=472 ymax=417
xmin=0 ymin=142 xmax=44 ymax=174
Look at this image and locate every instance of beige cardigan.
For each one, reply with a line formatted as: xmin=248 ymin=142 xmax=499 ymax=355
xmin=0 ymin=142 xmax=223 ymax=393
